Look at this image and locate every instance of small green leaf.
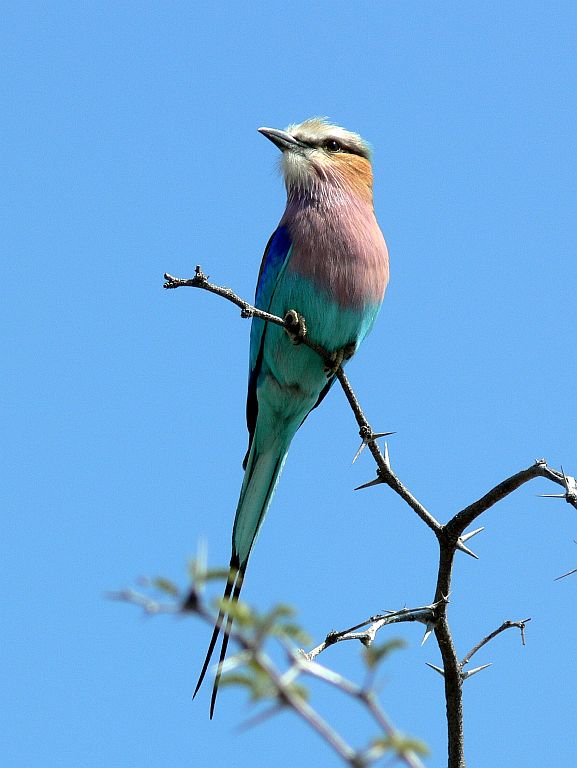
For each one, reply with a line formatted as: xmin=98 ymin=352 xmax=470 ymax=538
xmin=372 ymin=734 xmax=429 ymax=757
xmin=152 ymin=577 xmax=180 ymax=597
xmin=275 ymin=622 xmax=311 ymax=645
xmin=222 ymin=666 xmax=277 ymax=701
xmin=265 ymin=604 xmax=295 ymax=621
xmin=188 ymin=559 xmax=230 ymax=583
xmin=254 ymin=604 xmax=295 ymax=635
xmin=363 ymin=639 xmax=406 ymax=669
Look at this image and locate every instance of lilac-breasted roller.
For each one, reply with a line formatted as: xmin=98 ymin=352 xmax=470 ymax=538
xmin=194 ymin=118 xmax=389 ymax=715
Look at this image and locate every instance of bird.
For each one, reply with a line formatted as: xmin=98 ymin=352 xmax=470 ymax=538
xmin=194 ymin=118 xmax=389 ymax=716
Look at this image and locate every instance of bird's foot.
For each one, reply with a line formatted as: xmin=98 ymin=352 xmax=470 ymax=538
xmin=323 ymin=343 xmax=356 ymax=377
xmin=283 ymin=310 xmax=307 ymax=345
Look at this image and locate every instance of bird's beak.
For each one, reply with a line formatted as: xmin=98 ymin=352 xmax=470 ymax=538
xmin=258 ymin=127 xmax=304 ymax=152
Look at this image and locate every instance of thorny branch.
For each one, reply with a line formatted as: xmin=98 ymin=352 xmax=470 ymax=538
xmin=163 ymin=267 xmax=577 ymax=768
xmin=460 ymin=619 xmax=531 ymax=670
xmin=302 ymin=604 xmax=440 ymax=662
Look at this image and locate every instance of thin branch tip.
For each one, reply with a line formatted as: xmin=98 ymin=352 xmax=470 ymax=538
xmin=460 ymin=618 xmax=531 ymax=670
xmin=555 ymin=567 xmax=577 ymax=581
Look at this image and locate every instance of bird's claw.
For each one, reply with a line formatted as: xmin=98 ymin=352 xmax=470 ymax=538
xmin=323 ymin=343 xmax=356 ymax=377
xmin=283 ymin=310 xmax=307 ymax=345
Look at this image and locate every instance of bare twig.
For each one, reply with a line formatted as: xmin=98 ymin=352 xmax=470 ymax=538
xmin=108 ymin=588 xmax=179 ymax=615
xmin=303 ymin=605 xmax=440 ymax=662
xmin=448 ymin=461 xmax=577 ymax=538
xmin=336 ymin=368 xmax=442 ymax=534
xmin=460 ymin=619 xmax=531 ymax=669
xmin=164 ymin=268 xmax=328 ymax=359
xmin=555 ymin=566 xmax=577 ymax=581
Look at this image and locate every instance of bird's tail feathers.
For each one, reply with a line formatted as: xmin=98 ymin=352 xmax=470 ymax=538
xmin=233 ymin=436 xmax=290 ymax=566
xmin=194 ymin=436 xmax=290 ymax=716
xmin=193 ymin=557 xmax=245 ymax=719
xmin=209 ymin=568 xmax=244 ymax=717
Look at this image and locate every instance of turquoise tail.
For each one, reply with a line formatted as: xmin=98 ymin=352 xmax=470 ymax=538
xmin=194 ymin=434 xmax=290 ymax=717
xmin=232 ymin=436 xmax=289 ymax=567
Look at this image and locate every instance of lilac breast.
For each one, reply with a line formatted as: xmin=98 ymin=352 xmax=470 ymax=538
xmin=281 ymin=196 xmax=389 ymax=310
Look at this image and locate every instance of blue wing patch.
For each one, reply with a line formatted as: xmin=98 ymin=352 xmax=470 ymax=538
xmin=244 ymin=226 xmax=292 ymax=467
xmin=249 ymin=225 xmax=292 ymax=371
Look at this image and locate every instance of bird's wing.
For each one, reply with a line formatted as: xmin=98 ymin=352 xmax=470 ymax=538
xmin=244 ymin=225 xmax=293 ymax=466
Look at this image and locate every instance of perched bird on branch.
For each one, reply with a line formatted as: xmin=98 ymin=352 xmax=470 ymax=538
xmin=194 ymin=118 xmax=389 ymax=715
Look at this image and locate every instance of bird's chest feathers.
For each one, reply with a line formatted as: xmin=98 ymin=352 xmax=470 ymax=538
xmin=264 ymin=216 xmax=384 ymax=356
xmin=282 ymin=200 xmax=387 ymax=314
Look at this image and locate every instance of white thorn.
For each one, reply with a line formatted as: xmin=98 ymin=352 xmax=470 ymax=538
xmin=383 ymin=441 xmax=391 ymax=469
xmin=354 ymin=475 xmax=384 ymax=491
xmin=425 ymin=662 xmax=445 ymax=677
xmin=456 ymin=539 xmax=479 ymax=559
xmin=352 ymin=431 xmax=394 ymax=465
xmin=421 ymin=623 xmax=434 ymax=646
xmin=461 ymin=526 xmax=484 ymax=542
xmin=352 ymin=441 xmax=366 ymax=464
xmin=462 ymin=663 xmax=492 ymax=680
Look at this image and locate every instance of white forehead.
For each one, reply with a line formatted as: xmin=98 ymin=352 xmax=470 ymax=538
xmin=286 ymin=117 xmax=371 ymax=159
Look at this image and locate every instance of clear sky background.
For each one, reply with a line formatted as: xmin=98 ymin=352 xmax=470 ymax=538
xmin=2 ymin=2 xmax=576 ymax=766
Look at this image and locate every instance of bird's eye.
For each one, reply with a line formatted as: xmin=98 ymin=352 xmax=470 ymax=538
xmin=323 ymin=139 xmax=341 ymax=152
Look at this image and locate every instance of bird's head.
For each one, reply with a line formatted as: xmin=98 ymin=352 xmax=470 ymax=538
xmin=258 ymin=118 xmax=374 ymax=203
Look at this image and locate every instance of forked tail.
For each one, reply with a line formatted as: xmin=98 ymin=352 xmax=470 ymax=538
xmin=194 ymin=436 xmax=289 ymax=716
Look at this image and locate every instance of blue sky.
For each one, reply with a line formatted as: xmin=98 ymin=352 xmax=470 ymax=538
xmin=2 ymin=2 xmax=576 ymax=766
